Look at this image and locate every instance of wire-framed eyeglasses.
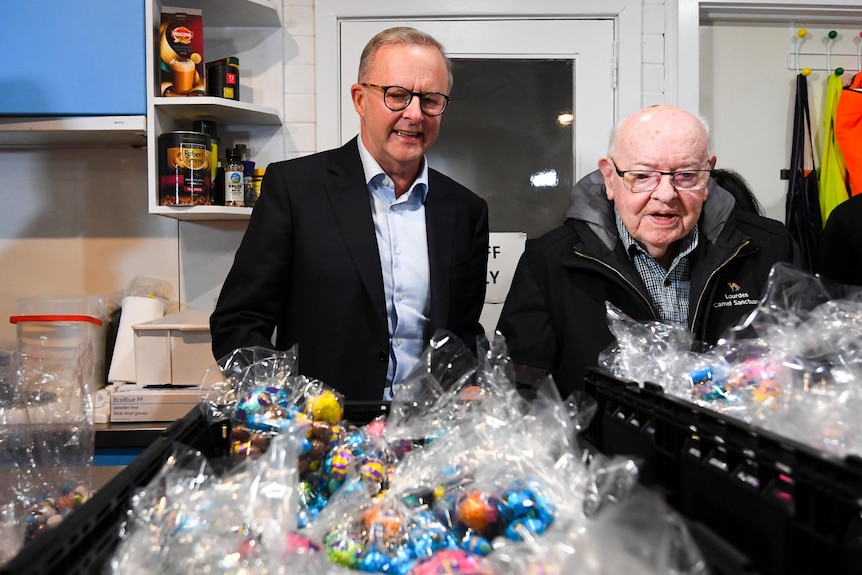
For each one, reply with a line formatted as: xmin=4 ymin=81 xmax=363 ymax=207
xmin=361 ymin=83 xmax=452 ymax=116
xmin=611 ymin=159 xmax=712 ymax=193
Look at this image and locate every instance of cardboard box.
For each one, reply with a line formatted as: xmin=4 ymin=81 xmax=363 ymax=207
xmin=133 ymin=309 xmax=216 ymax=387
xmin=159 ymin=7 xmax=205 ymax=96
xmin=110 ymin=385 xmax=201 ymax=422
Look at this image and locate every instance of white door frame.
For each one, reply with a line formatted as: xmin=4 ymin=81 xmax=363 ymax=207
xmin=315 ymin=0 xmax=643 ymax=151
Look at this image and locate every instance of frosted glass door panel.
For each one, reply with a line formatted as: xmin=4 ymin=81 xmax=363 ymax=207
xmin=428 ymin=59 xmax=573 ymax=237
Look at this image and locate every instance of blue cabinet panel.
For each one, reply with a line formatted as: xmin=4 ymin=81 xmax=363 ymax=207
xmin=0 ymin=0 xmax=146 ymax=115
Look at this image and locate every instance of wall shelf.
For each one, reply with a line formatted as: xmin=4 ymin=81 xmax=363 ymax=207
xmin=170 ymin=0 xmax=281 ymax=28
xmin=149 ymin=205 xmax=253 ymax=220
xmin=146 ymin=0 xmax=284 ymax=221
xmin=153 ymin=98 xmax=282 ymax=126
xmin=146 ymin=0 xmax=285 ymax=221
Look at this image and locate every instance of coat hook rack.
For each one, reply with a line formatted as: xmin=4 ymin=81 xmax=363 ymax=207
xmin=827 ymin=30 xmax=844 ymax=76
xmin=794 ymin=28 xmax=812 ymax=76
xmin=788 ymin=27 xmax=862 ymax=75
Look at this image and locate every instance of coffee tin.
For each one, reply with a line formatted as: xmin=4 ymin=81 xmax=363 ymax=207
xmin=158 ymin=131 xmax=212 ymax=206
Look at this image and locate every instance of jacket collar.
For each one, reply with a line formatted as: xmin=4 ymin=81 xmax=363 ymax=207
xmin=356 ymin=134 xmax=430 ymax=202
xmin=326 ymin=138 xmax=387 ymax=322
xmin=565 ymin=169 xmax=741 ymax=251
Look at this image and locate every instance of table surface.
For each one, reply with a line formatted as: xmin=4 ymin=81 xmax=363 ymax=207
xmin=92 ymin=465 xmax=125 ymax=491
xmin=93 ymin=421 xmax=172 ymax=490
xmin=95 ymin=421 xmax=169 ymax=448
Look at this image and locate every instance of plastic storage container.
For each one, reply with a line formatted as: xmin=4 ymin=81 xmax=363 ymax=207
xmin=0 ymin=398 xmax=759 ymax=575
xmin=16 ymin=297 xmax=106 ymax=318
xmin=132 ymin=309 xmax=213 ymax=387
xmin=12 ymin=297 xmax=108 ymax=393
xmin=10 ymin=315 xmax=105 ymax=400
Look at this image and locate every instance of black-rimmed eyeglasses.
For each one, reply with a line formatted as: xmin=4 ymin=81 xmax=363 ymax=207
xmin=361 ymin=83 xmax=452 ymax=116
xmin=611 ymin=159 xmax=712 ymax=193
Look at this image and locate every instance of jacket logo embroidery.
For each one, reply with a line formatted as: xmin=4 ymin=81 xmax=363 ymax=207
xmin=713 ymin=281 xmax=759 ymax=309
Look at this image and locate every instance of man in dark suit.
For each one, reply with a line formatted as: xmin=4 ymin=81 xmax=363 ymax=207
xmin=210 ymin=27 xmax=490 ymax=401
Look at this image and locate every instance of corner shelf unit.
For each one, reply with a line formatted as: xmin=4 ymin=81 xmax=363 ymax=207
xmin=146 ymin=0 xmax=285 ymax=221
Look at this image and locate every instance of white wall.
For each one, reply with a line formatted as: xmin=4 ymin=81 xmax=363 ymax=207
xmin=701 ymin=21 xmax=862 ymax=222
xmin=0 ymin=147 xmax=177 ymax=345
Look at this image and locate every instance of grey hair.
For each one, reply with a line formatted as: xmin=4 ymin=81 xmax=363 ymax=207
xmin=357 ymin=26 xmax=454 ymax=90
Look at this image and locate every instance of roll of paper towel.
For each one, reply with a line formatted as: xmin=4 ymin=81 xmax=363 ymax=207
xmin=107 ymin=296 xmax=165 ymax=383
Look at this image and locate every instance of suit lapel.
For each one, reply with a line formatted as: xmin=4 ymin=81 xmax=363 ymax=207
xmin=326 ymin=139 xmax=387 ymax=322
xmin=426 ymin=171 xmax=456 ymax=331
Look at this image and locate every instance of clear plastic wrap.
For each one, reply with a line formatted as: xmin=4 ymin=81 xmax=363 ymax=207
xmin=600 ymin=263 xmax=862 ymax=458
xmin=599 ymin=302 xmax=697 ymax=390
xmin=103 ymin=331 xmax=709 ymax=574
xmin=198 ymin=345 xmax=301 ymax=424
xmin=106 ymin=275 xmax=177 ymax=316
xmin=0 ymin=347 xmax=94 ymax=562
xmin=109 ymin=432 xmax=304 ymax=575
xmin=572 ymin=486 xmax=709 ymax=575
xmin=488 ymin=486 xmax=708 ymax=575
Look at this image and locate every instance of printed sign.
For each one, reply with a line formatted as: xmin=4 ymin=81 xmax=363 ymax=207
xmin=485 ymin=232 xmax=527 ymax=304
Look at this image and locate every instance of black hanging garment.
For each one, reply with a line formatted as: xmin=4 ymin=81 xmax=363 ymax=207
xmin=785 ymin=73 xmax=822 ymax=273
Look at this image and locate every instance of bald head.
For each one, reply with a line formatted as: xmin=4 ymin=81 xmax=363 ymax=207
xmin=608 ymin=105 xmax=711 ymax=162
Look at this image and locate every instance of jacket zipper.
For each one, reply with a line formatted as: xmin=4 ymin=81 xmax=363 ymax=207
xmin=689 ymin=239 xmax=751 ymax=333
xmin=574 ymin=237 xmax=752 ymax=335
xmin=572 ymin=250 xmax=658 ymax=318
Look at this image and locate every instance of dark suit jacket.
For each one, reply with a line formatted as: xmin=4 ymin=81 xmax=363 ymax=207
xmin=817 ymin=192 xmax=862 ymax=286
xmin=210 ymin=137 xmax=490 ymax=400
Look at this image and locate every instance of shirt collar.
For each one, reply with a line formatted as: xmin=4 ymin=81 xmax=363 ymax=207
xmin=357 ymin=135 xmax=429 ymax=202
xmin=615 ymin=209 xmax=699 ymax=265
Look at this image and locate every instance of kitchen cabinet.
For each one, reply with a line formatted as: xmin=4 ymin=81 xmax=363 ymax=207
xmin=146 ymin=0 xmax=285 ymax=220
xmin=0 ymin=0 xmax=284 ymax=222
xmin=0 ymin=0 xmax=147 ymax=146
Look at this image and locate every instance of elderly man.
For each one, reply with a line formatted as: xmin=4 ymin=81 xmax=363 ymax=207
xmin=497 ymin=105 xmax=799 ymax=398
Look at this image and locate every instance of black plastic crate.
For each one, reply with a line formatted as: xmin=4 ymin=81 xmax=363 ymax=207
xmin=341 ymin=400 xmax=391 ymax=426
xmin=685 ymin=519 xmax=761 ymax=575
xmin=0 ymin=400 xmax=390 ymax=575
xmin=583 ymin=367 xmax=862 ymax=575
xmin=0 ymin=408 xmax=222 ymax=575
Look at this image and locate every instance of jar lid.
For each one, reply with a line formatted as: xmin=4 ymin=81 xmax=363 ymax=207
xmin=193 ymin=119 xmax=218 ymax=138
xmin=10 ymin=314 xmax=103 ymax=326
